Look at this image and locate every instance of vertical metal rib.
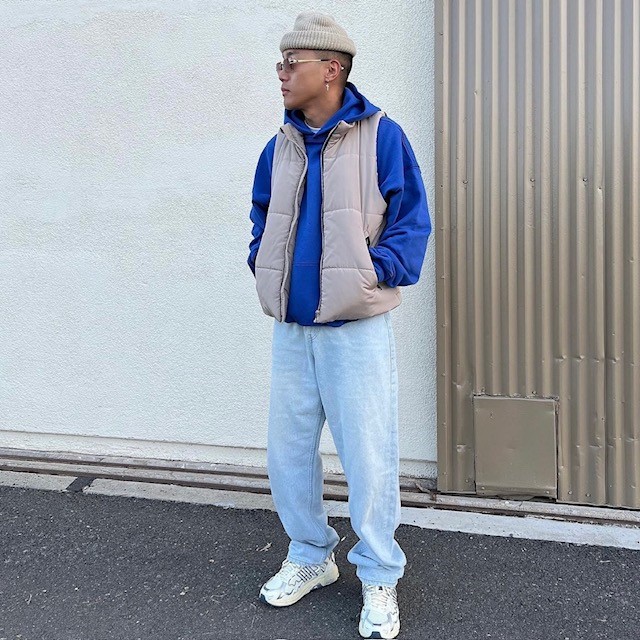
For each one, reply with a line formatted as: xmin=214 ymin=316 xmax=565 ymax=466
xmin=575 ymin=0 xmax=590 ymax=502
xmin=591 ymin=0 xmax=607 ymax=506
xmin=453 ymin=0 xmax=475 ymax=488
xmin=575 ymin=1 xmax=604 ymax=503
xmin=436 ymin=0 xmax=453 ymax=491
xmin=555 ymin=0 xmax=572 ymax=499
xmin=474 ymin=0 xmax=486 ymax=394
xmin=523 ymin=0 xmax=535 ymax=396
xmin=489 ymin=0 xmax=502 ymax=394
xmin=505 ymin=0 xmax=518 ymax=393
xmin=619 ymin=0 xmax=639 ymax=507
xmin=539 ymin=0 xmax=553 ymax=397
xmin=605 ymin=0 xmax=625 ymax=507
xmin=630 ymin=0 xmax=640 ymax=505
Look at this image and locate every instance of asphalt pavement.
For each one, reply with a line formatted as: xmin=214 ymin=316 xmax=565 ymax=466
xmin=0 ymin=484 xmax=638 ymax=640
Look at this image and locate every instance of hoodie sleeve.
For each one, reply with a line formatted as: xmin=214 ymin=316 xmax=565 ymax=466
xmin=369 ymin=117 xmax=431 ymax=287
xmin=247 ymin=135 xmax=277 ymax=276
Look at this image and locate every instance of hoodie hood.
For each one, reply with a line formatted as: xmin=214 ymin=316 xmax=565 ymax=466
xmin=284 ymin=82 xmax=381 ymax=135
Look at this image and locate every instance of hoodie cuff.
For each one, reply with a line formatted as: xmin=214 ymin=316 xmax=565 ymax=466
xmin=371 ymin=257 xmax=385 ymax=285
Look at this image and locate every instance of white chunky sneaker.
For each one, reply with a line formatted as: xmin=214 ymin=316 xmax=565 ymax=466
xmin=259 ymin=552 xmax=339 ymax=607
xmin=358 ymin=584 xmax=400 ymax=639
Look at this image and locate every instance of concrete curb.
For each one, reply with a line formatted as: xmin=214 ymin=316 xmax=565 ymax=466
xmin=1 ymin=469 xmax=639 ymax=551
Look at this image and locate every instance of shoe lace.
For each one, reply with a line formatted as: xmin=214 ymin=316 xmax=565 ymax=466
xmin=278 ymin=559 xmax=319 ymax=584
xmin=363 ymin=584 xmax=397 ymax=611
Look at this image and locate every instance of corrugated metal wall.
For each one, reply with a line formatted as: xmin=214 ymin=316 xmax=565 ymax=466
xmin=436 ymin=0 xmax=640 ymax=508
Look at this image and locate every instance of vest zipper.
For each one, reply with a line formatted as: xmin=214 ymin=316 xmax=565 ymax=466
xmin=314 ymin=122 xmax=342 ymax=322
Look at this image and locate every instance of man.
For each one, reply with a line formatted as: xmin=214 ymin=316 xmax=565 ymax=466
xmin=247 ymin=11 xmax=430 ymax=640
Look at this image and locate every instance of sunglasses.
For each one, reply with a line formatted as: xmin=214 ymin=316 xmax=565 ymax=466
xmin=276 ymin=57 xmax=345 ymax=73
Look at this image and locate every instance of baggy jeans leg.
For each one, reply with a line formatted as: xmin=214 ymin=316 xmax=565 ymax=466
xmin=266 ymin=320 xmax=341 ymax=565
xmin=313 ymin=312 xmax=406 ymax=587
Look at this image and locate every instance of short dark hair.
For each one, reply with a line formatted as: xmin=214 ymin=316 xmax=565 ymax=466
xmin=314 ymin=50 xmax=352 ymax=88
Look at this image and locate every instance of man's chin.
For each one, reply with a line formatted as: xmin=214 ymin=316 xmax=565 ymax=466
xmin=283 ymin=96 xmax=297 ymax=109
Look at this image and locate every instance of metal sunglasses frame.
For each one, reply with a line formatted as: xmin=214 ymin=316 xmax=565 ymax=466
xmin=276 ymin=57 xmax=346 ymax=73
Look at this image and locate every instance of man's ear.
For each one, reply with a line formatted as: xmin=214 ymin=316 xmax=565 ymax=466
xmin=326 ymin=59 xmax=343 ymax=82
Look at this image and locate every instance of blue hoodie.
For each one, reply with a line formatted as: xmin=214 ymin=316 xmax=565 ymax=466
xmin=248 ymin=82 xmax=431 ymax=327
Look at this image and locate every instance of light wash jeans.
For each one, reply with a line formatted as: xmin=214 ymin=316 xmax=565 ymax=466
xmin=266 ymin=311 xmax=406 ymax=587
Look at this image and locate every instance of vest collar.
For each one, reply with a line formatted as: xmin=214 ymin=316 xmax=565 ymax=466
xmin=280 ymin=120 xmax=357 ymax=148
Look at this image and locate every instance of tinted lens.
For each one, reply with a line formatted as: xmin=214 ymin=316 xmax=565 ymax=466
xmin=276 ymin=59 xmax=294 ymax=73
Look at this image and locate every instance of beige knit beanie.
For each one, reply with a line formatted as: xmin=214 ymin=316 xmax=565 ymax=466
xmin=280 ymin=10 xmax=356 ymax=57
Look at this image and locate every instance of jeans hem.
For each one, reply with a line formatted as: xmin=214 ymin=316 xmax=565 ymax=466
xmin=359 ymin=576 xmax=400 ymax=588
xmin=286 ymin=552 xmax=331 ymax=566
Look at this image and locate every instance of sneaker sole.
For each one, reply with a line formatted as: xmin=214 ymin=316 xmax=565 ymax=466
xmin=259 ymin=563 xmax=340 ymax=607
xmin=359 ymin=617 xmax=400 ymax=639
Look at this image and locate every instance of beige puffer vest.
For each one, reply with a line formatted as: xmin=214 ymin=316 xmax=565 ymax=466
xmin=254 ymin=110 xmax=401 ymax=324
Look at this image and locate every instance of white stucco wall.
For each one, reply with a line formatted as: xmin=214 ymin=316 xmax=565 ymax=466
xmin=0 ymin=0 xmax=436 ymax=477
